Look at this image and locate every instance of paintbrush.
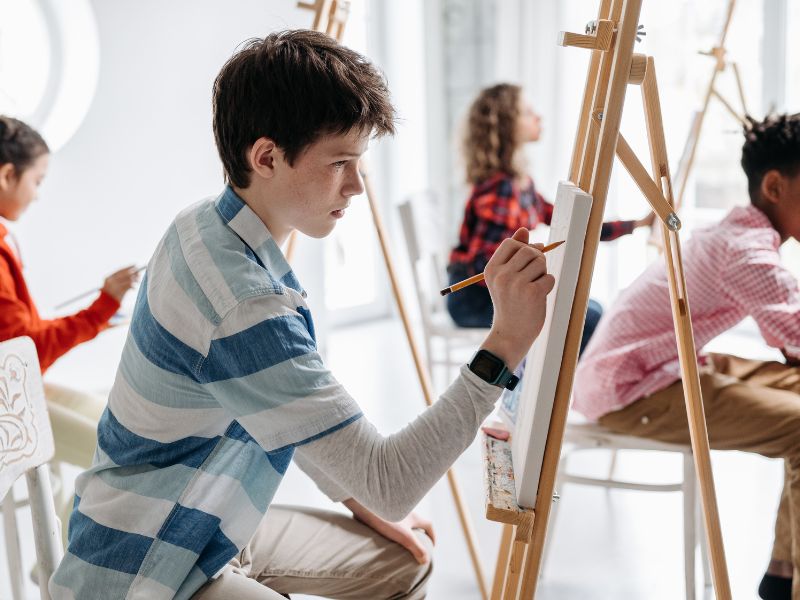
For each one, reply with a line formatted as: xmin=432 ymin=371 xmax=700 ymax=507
xmin=54 ymin=265 xmax=146 ymax=310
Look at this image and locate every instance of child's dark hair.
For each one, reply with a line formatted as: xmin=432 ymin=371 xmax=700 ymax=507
xmin=0 ymin=116 xmax=49 ymax=173
xmin=212 ymin=29 xmax=396 ymax=189
xmin=741 ymin=113 xmax=800 ymax=203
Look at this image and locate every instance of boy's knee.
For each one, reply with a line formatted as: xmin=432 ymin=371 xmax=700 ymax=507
xmin=393 ymin=531 xmax=434 ymax=600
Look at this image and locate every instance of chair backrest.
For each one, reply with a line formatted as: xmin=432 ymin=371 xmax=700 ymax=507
xmin=397 ymin=192 xmax=450 ymax=332
xmin=1 ymin=336 xmax=62 ymax=599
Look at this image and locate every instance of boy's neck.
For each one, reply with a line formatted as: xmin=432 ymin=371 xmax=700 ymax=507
xmin=752 ymin=200 xmax=789 ymax=243
xmin=231 ymin=184 xmax=290 ymax=246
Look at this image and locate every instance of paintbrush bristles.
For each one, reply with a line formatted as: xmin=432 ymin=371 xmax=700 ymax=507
xmin=440 ymin=240 xmax=564 ymax=296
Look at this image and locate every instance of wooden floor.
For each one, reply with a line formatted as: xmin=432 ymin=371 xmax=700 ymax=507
xmin=1 ymin=318 xmax=783 ymax=599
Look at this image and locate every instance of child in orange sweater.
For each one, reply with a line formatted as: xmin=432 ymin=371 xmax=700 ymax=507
xmin=0 ymin=115 xmax=138 ymax=539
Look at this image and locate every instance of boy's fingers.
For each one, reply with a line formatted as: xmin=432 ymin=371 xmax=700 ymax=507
xmin=491 ymin=229 xmax=531 ymax=265
xmin=418 ymin=519 xmax=435 ymax=545
xmin=519 ymin=254 xmax=548 ymax=281
xmin=399 ymin=531 xmax=429 ymax=564
xmin=511 ymin=227 xmax=529 ymax=243
xmin=530 ymin=273 xmax=556 ymax=296
xmin=507 ymin=246 xmax=543 ymax=273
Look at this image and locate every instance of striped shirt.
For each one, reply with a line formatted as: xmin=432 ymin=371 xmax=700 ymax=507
xmin=50 ymin=187 xmax=362 ymax=599
xmin=573 ymin=204 xmax=800 ymax=421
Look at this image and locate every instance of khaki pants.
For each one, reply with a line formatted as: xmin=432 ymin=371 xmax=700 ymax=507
xmin=599 ymin=354 xmax=800 ymax=596
xmin=193 ymin=505 xmax=433 ymax=599
xmin=44 ymin=382 xmax=106 ymax=546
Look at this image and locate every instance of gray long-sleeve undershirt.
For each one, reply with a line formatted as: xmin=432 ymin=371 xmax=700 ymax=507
xmin=293 ymin=365 xmax=502 ymax=521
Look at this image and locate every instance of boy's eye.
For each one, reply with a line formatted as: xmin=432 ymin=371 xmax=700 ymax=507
xmin=332 ymin=160 xmax=347 ymax=169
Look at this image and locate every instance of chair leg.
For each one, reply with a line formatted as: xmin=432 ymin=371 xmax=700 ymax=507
xmin=697 ymin=492 xmax=711 ymax=586
xmin=607 ymin=449 xmax=619 ymax=480
xmin=683 ymin=453 xmax=697 ymax=600
xmin=26 ymin=465 xmax=63 ymax=600
xmin=51 ymin=462 xmax=66 ymax=516
xmin=3 ymin=490 xmax=25 ymax=600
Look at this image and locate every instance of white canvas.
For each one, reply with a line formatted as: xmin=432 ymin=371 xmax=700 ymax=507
xmin=511 ymin=181 xmax=592 ymax=509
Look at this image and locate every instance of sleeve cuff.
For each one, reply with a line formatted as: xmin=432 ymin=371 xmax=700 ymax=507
xmin=87 ymin=291 xmax=121 ymax=325
xmin=459 ymin=364 xmax=505 ymax=403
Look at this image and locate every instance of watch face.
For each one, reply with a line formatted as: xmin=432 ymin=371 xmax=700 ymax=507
xmin=471 ymin=351 xmax=503 ymax=381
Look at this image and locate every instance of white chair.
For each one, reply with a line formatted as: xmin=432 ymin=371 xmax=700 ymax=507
xmin=542 ymin=416 xmax=711 ymax=599
xmin=397 ymin=192 xmax=490 ymax=384
xmin=1 ymin=336 xmax=63 ymax=600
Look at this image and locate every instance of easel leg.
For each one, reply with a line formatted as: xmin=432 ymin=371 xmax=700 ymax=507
xmin=492 ymin=523 xmax=515 ymax=600
xmin=640 ymin=57 xmax=732 ymax=599
xmin=502 ymin=514 xmax=534 ymax=600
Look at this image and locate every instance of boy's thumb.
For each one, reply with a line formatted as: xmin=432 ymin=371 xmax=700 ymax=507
xmin=512 ymin=227 xmax=530 ymax=244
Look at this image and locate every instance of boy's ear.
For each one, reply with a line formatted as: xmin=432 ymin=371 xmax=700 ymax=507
xmin=760 ymin=169 xmax=784 ymax=205
xmin=0 ymin=163 xmax=17 ymax=191
xmin=248 ymin=137 xmax=279 ymax=181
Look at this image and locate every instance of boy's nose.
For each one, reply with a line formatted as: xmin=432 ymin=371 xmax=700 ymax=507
xmin=344 ymin=167 xmax=365 ymax=197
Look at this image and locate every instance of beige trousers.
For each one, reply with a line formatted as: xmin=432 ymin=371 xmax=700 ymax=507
xmin=193 ymin=505 xmax=433 ymax=600
xmin=43 ymin=382 xmax=106 ymax=546
xmin=598 ymin=354 xmax=800 ymax=596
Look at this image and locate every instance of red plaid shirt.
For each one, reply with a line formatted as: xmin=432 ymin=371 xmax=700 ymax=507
xmin=573 ymin=204 xmax=800 ymax=421
xmin=448 ymin=173 xmax=635 ymax=280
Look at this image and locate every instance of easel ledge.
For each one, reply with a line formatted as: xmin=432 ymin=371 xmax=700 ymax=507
xmin=483 ymin=434 xmax=534 ymax=526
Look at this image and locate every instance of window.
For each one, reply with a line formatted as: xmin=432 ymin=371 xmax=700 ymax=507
xmin=0 ymin=0 xmax=99 ymax=151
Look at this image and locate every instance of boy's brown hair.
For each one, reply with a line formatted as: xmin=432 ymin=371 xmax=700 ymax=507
xmin=212 ymin=29 xmax=396 ymax=189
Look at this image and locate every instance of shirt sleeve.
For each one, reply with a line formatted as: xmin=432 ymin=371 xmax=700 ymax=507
xmin=719 ymin=245 xmax=800 ymax=359
xmin=539 ymin=193 xmax=555 ymax=226
xmin=600 ymin=220 xmax=636 ymax=241
xmin=0 ymin=257 xmax=119 ymax=371
xmin=292 ymin=450 xmax=350 ymax=502
xmin=293 ymin=365 xmax=502 ymax=521
xmin=200 ymin=294 xmax=362 ymax=451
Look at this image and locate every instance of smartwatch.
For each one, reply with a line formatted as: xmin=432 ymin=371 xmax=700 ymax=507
xmin=468 ymin=349 xmax=520 ymax=390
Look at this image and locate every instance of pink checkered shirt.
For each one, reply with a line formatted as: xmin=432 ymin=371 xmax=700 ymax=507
xmin=573 ymin=204 xmax=800 ymax=421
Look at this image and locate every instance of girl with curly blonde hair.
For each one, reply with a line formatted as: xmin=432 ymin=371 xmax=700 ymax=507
xmin=446 ymin=83 xmax=653 ymax=353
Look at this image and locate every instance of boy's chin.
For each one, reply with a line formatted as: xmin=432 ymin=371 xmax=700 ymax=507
xmin=299 ymin=223 xmax=337 ymax=239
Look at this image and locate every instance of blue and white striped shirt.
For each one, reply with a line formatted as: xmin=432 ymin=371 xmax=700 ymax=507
xmin=51 ymin=187 xmax=362 ymax=599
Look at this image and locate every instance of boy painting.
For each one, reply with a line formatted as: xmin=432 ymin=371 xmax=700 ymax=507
xmin=573 ymin=113 xmax=800 ymax=600
xmin=50 ymin=30 xmax=555 ymax=599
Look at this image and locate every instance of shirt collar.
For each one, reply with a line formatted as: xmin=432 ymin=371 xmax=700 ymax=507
xmin=214 ymin=186 xmax=306 ymax=296
xmin=725 ymin=204 xmax=781 ymax=249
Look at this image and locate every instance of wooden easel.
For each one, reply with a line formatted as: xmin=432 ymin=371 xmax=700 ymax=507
xmin=484 ymin=0 xmax=732 ymax=598
xmin=673 ymin=0 xmax=748 ymax=211
xmin=292 ymin=2 xmax=490 ymax=598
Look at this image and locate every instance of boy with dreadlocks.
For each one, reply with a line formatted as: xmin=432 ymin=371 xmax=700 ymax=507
xmin=573 ymin=113 xmax=800 ymax=600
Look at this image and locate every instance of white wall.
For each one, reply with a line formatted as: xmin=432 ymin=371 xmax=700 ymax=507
xmin=14 ymin=1 xmax=326 ymax=390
